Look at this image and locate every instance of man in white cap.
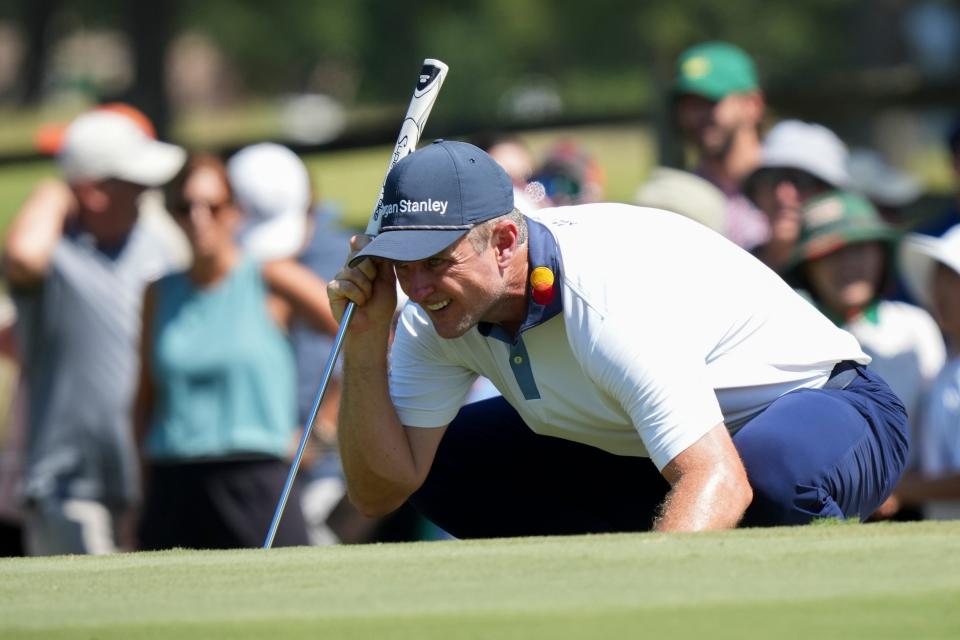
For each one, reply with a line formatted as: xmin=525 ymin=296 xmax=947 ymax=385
xmin=3 ymin=108 xmax=185 ymax=555
xmin=744 ymin=119 xmax=851 ymax=272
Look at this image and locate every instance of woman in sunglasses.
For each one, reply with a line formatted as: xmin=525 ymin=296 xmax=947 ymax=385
xmin=133 ymin=154 xmax=339 ymax=550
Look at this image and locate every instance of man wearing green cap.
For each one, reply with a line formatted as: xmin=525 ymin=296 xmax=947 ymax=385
xmin=786 ymin=190 xmax=945 ymax=517
xmin=673 ymin=41 xmax=768 ymax=250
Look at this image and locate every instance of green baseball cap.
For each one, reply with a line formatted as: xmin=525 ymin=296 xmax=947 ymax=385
xmin=784 ymin=190 xmax=898 ymax=272
xmin=673 ymin=41 xmax=758 ymax=101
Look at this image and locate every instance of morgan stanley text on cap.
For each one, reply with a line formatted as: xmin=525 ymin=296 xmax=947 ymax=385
xmin=349 ymin=140 xmax=514 ymax=267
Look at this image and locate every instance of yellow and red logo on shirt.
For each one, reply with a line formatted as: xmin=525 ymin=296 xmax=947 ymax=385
xmin=530 ymin=266 xmax=555 ymax=305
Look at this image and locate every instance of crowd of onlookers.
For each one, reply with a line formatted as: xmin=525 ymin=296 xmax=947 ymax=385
xmin=0 ymin=40 xmax=958 ymax=556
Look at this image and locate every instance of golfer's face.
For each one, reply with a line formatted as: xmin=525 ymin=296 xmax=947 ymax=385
xmin=394 ymin=234 xmax=504 ymax=339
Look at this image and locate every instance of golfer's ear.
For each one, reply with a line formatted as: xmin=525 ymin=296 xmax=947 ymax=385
xmin=492 ymin=219 xmax=519 ymax=264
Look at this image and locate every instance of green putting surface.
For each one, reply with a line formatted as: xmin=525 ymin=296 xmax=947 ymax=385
xmin=1 ymin=521 xmax=958 ymax=639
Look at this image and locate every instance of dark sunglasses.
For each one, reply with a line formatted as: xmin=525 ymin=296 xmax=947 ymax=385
xmin=752 ymin=168 xmax=826 ymax=193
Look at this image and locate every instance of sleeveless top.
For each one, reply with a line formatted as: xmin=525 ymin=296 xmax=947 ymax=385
xmin=146 ymin=257 xmax=296 ymax=461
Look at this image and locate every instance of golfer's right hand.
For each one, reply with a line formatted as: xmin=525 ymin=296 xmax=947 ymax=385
xmin=327 ymin=235 xmax=398 ymax=334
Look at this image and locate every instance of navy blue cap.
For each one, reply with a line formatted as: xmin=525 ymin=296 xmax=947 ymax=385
xmin=350 ymin=140 xmax=514 ymax=266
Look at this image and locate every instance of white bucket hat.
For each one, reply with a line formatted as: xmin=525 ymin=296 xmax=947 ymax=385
xmin=899 ymin=223 xmax=960 ymax=310
xmin=57 ymin=110 xmax=186 ymax=187
xmin=227 ymin=143 xmax=310 ymax=261
xmin=847 ymin=148 xmax=921 ymax=208
xmin=752 ymin=119 xmax=851 ymax=188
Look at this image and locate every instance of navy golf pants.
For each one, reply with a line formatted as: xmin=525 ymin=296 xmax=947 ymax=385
xmin=410 ymin=363 xmax=908 ymax=537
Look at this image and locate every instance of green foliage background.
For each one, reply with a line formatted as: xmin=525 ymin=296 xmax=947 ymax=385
xmin=0 ymin=0 xmax=859 ymax=122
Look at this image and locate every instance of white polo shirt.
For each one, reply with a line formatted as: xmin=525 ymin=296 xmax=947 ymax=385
xmin=389 ymin=204 xmax=869 ymax=470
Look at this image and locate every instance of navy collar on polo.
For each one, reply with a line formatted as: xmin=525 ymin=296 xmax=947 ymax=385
xmin=478 ymin=216 xmax=563 ymax=343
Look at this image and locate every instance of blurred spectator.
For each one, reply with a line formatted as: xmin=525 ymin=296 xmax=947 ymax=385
xmin=0 ymin=294 xmax=25 ymax=556
xmin=847 ymin=148 xmax=923 ymax=226
xmin=744 ymin=120 xmax=850 ymax=273
xmin=34 ymin=103 xmax=191 ymax=269
xmin=484 ymin=135 xmax=544 ymax=212
xmin=672 ymin=41 xmax=768 ymax=250
xmin=227 ymin=144 xmax=347 ymax=441
xmin=2 ymin=109 xmax=186 ymax=555
xmin=890 ymin=225 xmax=960 ymax=519
xmin=135 ymin=154 xmax=340 ymax=550
xmin=916 ymin=118 xmax=960 ymax=237
xmin=784 ymin=191 xmax=945 ymax=490
xmin=528 ymin=140 xmax=605 ymax=206
xmin=228 ymin=142 xmax=349 ymax=544
xmin=635 ymin=167 xmax=726 ymax=234
xmin=228 ymin=143 xmax=310 ymax=261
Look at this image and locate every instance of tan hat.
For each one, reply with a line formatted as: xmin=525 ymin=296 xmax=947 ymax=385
xmin=635 ymin=167 xmax=726 ymax=233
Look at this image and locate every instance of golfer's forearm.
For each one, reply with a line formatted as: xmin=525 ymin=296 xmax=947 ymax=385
xmin=338 ymin=350 xmax=421 ymax=516
xmin=654 ymin=472 xmax=752 ymax=532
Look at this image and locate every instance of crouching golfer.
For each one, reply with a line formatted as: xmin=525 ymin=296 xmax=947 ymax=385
xmin=328 ymin=140 xmax=908 ymax=535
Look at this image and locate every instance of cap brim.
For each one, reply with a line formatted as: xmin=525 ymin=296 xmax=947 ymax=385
xmin=349 ymin=228 xmax=469 ymax=267
xmin=237 ymin=210 xmax=307 ymax=261
xmin=114 ymin=141 xmax=186 ymax=187
xmin=672 ymin=80 xmax=727 ymax=102
xmin=752 ymin=157 xmax=849 ymax=189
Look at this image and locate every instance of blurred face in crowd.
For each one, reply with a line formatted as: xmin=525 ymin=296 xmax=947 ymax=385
xmin=675 ymin=92 xmax=763 ymax=158
xmin=750 ymin=169 xmax=832 ymax=244
xmin=74 ymin=178 xmax=146 ymax=247
xmin=804 ymin=242 xmax=886 ymax=317
xmin=170 ymin=164 xmax=240 ymax=260
xmin=932 ymin=262 xmax=960 ymax=346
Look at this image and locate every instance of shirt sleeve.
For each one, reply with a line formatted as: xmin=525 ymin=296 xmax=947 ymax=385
xmin=388 ymin=303 xmax=478 ymax=428
xmin=580 ymin=316 xmax=724 ymax=470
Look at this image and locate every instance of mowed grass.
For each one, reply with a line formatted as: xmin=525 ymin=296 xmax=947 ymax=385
xmin=1 ymin=521 xmax=958 ymax=639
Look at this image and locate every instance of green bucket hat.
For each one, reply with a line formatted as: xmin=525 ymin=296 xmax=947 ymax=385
xmin=673 ymin=41 xmax=758 ymax=101
xmin=784 ymin=190 xmax=899 ymax=272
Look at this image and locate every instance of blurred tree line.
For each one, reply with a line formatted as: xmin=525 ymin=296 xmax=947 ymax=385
xmin=0 ymin=0 xmax=955 ymax=140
